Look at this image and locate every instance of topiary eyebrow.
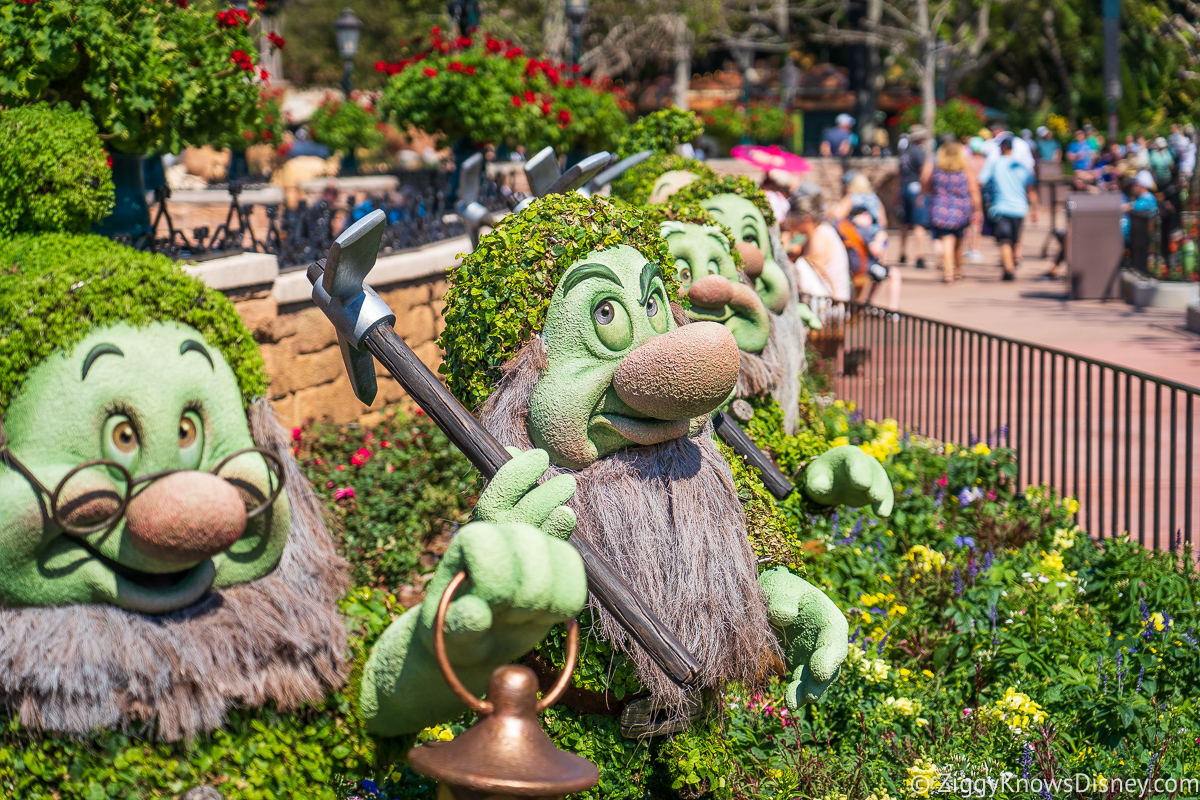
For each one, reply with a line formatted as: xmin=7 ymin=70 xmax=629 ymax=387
xmin=562 ymin=263 xmax=623 ymax=297
xmin=180 ymin=340 xmax=214 ymax=370
xmin=639 ymin=262 xmax=665 ymax=305
xmin=81 ymin=344 xmax=123 ymax=380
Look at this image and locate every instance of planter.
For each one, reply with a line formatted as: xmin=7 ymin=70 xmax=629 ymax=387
xmin=1119 ymin=270 xmax=1200 ymax=310
xmin=1187 ymin=303 xmax=1200 ymax=334
xmin=92 ymin=151 xmax=152 ymax=242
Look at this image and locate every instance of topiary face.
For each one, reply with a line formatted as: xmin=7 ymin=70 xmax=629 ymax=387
xmin=660 ymin=220 xmax=770 ymax=355
xmin=527 ymin=245 xmax=741 ymax=470
xmin=0 ymin=322 xmax=288 ymax=614
xmin=700 ymin=193 xmax=790 ymax=315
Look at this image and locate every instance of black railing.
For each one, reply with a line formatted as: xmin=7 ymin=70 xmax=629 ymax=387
xmin=803 ymin=296 xmax=1200 ymax=549
xmin=123 ymin=169 xmax=509 ymax=269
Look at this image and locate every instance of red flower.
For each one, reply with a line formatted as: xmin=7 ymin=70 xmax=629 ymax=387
xmin=504 ymin=47 xmax=523 ymax=59
xmin=511 ymin=95 xmax=522 ymax=107
xmin=466 ymin=65 xmax=476 ymax=75
xmin=173 ymin=0 xmax=189 ymax=7
xmin=350 ymin=447 xmax=372 ymax=466
xmin=230 ymin=50 xmax=254 ymax=71
xmin=431 ymin=25 xmax=441 ymax=35
xmin=565 ymin=79 xmax=575 ymax=88
xmin=267 ymin=31 xmax=286 ymax=50
xmin=215 ymin=8 xmax=250 ymax=29
xmin=423 ymin=67 xmax=438 ymax=77
xmin=572 ymin=64 xmax=581 ymax=74
xmin=580 ymin=76 xmax=594 ymax=87
xmin=485 ymin=37 xmax=502 ymax=52
xmin=557 ymin=109 xmax=572 ymax=125
xmin=540 ymin=102 xmax=551 ymax=116
xmin=255 ymin=0 xmax=265 ymax=8
xmin=243 ymin=130 xmax=255 ymax=141
xmin=106 ymin=154 xmax=113 ymax=170
xmin=523 ymin=90 xmax=535 ymax=104
xmin=261 ymin=129 xmax=273 ymax=141
xmin=291 ymin=427 xmax=302 ymax=442
xmin=259 ymin=68 xmax=270 ymax=81
xmin=455 ymin=36 xmax=473 ymax=49
xmin=448 ymin=61 xmax=464 ymax=72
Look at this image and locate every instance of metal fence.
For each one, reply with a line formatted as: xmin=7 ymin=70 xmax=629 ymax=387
xmin=803 ymin=296 xmax=1200 ymax=549
xmin=121 ymin=169 xmax=510 ymax=269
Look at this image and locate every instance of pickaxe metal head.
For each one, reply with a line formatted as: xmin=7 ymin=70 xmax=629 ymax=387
xmin=310 ymin=209 xmax=396 ymax=404
xmin=514 ymin=149 xmax=613 ymax=211
xmin=455 ymin=152 xmax=492 ymax=249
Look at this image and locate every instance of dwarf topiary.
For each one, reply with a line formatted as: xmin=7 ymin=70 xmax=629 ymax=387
xmin=0 ymin=106 xmax=114 ymax=239
xmin=0 ymin=232 xmax=588 ymax=796
xmin=615 ymin=108 xmax=704 ymax=161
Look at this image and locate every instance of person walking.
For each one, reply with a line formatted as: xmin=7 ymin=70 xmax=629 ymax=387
xmin=978 ymin=137 xmax=1039 ymax=281
xmin=1149 ymin=137 xmax=1175 ymax=189
xmin=898 ymin=124 xmax=931 ymax=269
xmin=921 ymin=140 xmax=981 ymax=284
xmin=964 ymin=136 xmax=988 ymax=262
xmin=1035 ymin=127 xmax=1062 ymax=163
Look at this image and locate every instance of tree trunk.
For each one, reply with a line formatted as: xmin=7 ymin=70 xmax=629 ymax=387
xmin=673 ymin=15 xmax=691 ymax=110
xmin=541 ymin=0 xmax=568 ymax=64
xmin=918 ymin=0 xmax=936 ymax=133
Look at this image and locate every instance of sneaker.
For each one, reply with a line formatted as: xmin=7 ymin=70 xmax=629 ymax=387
xmin=899 ymin=254 xmax=907 ymax=265
xmin=915 ymin=257 xmax=927 ymax=269
xmin=1002 ymin=271 xmax=1016 ymax=281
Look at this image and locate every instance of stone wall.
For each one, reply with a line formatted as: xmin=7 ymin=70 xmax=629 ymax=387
xmin=186 ymin=237 xmax=467 ymax=428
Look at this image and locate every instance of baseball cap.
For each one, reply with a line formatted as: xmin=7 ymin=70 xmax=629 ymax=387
xmin=1135 ymin=170 xmax=1157 ymax=190
xmin=1036 ymin=126 xmax=1050 ymax=137
xmin=836 ymin=113 xmax=855 ymax=127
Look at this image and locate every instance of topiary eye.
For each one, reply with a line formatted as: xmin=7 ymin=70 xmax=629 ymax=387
xmin=112 ymin=422 xmax=138 ymax=453
xmin=177 ymin=410 xmax=204 ymax=469
xmin=676 ymin=260 xmax=692 ymax=285
xmin=101 ymin=414 xmax=141 ymax=472
xmin=592 ymin=298 xmax=633 ymax=352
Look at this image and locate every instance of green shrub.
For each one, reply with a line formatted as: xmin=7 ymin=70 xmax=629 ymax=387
xmin=1 ymin=0 xmax=267 ymax=153
xmin=309 ymin=96 xmax=386 ymax=156
xmin=699 ymin=105 xmax=748 ymax=152
xmin=0 ymin=105 xmax=113 ymax=238
xmin=615 ymin=108 xmax=704 ymax=159
xmin=297 ymin=407 xmax=479 ymax=591
xmin=897 ymin=96 xmax=988 ymax=140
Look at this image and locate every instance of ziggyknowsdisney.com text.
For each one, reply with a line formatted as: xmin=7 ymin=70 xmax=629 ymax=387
xmin=910 ymin=770 xmax=1199 ymax=797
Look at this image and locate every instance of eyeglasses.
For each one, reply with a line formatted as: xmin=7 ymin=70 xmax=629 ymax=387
xmin=0 ymin=427 xmax=284 ymax=537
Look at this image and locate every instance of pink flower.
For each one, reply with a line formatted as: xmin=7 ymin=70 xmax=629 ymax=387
xmin=327 ymin=481 xmax=335 ymax=488
xmin=986 ymin=489 xmax=997 ymax=500
xmin=350 ymin=447 xmax=372 ymax=466
xmin=380 ymin=440 xmax=390 ymax=448
xmin=936 ymin=474 xmax=949 ymax=487
xmin=334 ymin=487 xmax=356 ymax=500
xmin=291 ymin=427 xmax=302 ymax=442
xmin=336 ymin=464 xmax=344 ymax=472
xmin=962 ymin=707 xmax=973 ymax=716
xmin=386 ymin=463 xmax=395 ymax=473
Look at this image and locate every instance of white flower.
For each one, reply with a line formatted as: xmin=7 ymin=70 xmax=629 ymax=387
xmin=1056 ymin=581 xmax=1067 ymax=588
xmin=1038 ymin=575 xmax=1050 ymax=584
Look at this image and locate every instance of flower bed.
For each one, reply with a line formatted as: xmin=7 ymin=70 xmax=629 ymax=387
xmin=298 ymin=369 xmax=1200 ymax=799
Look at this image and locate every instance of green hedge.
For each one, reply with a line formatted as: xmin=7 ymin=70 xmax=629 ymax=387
xmin=0 ymin=105 xmax=113 ymax=238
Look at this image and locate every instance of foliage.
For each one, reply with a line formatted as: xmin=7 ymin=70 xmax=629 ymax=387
xmin=0 ymin=589 xmax=406 ymax=800
xmin=608 ymin=153 xmax=716 ymax=206
xmin=670 ymin=174 xmax=776 ymax=227
xmin=0 ymin=105 xmax=113 ymax=238
xmin=615 ymin=108 xmax=705 ymax=159
xmin=896 ymin=97 xmax=987 ymax=139
xmin=438 ymin=194 xmax=677 ymax=411
xmin=746 ymin=102 xmax=790 ymax=144
xmin=699 ymin=104 xmax=748 ymax=151
xmin=0 ymin=233 xmax=266 ymax=414
xmin=296 ymin=407 xmax=479 ymax=591
xmin=241 ymin=88 xmax=288 ymax=149
xmin=0 ymin=0 xmax=266 ymax=154
xmin=377 ymin=28 xmax=629 ymax=153
xmin=309 ymin=95 xmax=386 ymax=156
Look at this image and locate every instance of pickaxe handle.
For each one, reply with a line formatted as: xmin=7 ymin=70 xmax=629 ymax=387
xmin=711 ymin=411 xmax=796 ymax=500
xmin=307 ymin=263 xmax=702 ymax=689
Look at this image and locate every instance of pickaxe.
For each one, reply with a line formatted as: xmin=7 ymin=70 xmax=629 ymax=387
xmin=513 ymin=147 xmax=612 ymax=212
xmin=308 ymin=210 xmax=702 ymax=689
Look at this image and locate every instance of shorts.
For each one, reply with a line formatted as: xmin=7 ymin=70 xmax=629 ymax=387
xmin=899 ymin=182 xmax=928 ymax=228
xmin=930 ymin=226 xmax=966 ymax=240
xmin=991 ymin=214 xmax=1024 ymax=245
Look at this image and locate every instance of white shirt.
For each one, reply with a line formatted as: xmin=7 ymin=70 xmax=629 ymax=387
xmin=796 ymin=223 xmax=852 ymax=303
xmin=982 ymin=132 xmax=1035 ymax=173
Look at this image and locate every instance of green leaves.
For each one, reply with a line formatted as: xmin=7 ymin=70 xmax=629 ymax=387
xmin=0 ymin=104 xmax=113 ymax=238
xmin=0 ymin=0 xmax=266 ymax=154
xmin=308 ymin=98 xmax=385 ymax=155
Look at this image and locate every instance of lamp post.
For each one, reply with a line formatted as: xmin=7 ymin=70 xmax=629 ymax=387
xmin=565 ymin=0 xmax=588 ymax=67
xmin=447 ymin=0 xmax=480 ymax=37
xmin=335 ymin=6 xmax=362 ymax=97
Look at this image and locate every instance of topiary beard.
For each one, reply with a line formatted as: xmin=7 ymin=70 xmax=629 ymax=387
xmin=481 ymin=341 xmax=779 ymax=712
xmin=0 ymin=403 xmax=350 ymax=741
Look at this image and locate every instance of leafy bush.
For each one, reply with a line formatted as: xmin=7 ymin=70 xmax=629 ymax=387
xmin=896 ymin=97 xmax=988 ymax=140
xmin=615 ymin=108 xmax=705 ymax=159
xmin=296 ymin=407 xmax=478 ymax=591
xmin=378 ymin=28 xmax=629 ymax=154
xmin=0 ymin=105 xmax=113 ymax=238
xmin=241 ymin=88 xmax=288 ymax=149
xmin=0 ymin=0 xmax=267 ymax=153
xmin=700 ymin=105 xmax=748 ymax=151
xmin=309 ymin=96 xmax=386 ymax=156
xmin=746 ymin=102 xmax=790 ymax=143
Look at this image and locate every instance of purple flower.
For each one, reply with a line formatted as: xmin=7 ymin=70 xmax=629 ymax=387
xmin=954 ymin=536 xmax=976 ymax=548
xmin=982 ymin=549 xmax=995 ymax=571
xmin=1141 ymin=598 xmax=1150 ymax=623
xmin=878 ymin=631 xmax=890 ymax=652
xmin=849 ymin=624 xmax=861 ymax=644
xmin=1136 ymin=665 xmax=1145 ymax=693
xmin=952 ymin=567 xmax=965 ymax=596
xmin=1020 ymin=742 xmax=1033 ymax=779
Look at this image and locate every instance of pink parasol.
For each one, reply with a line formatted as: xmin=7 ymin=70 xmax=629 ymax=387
xmin=730 ymin=145 xmax=811 ymax=174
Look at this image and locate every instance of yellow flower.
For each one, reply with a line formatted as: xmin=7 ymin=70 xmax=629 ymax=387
xmin=922 ymin=669 xmax=935 ymax=678
xmin=417 ymin=724 xmax=456 ymax=742
xmin=979 ymin=687 xmax=1046 ymax=737
xmin=1066 ymin=497 xmax=1080 ymax=515
xmin=899 ymin=668 xmax=911 ymax=677
xmin=902 ymin=545 xmax=946 ymax=573
xmin=881 ymin=574 xmax=893 ymax=583
xmin=1051 ymin=527 xmax=1077 ymax=550
xmin=971 ymin=442 xmax=991 ymax=456
xmin=1149 ymin=612 xmax=1166 ymax=632
xmin=890 ymin=604 xmax=909 ymax=617
xmin=905 ymin=758 xmax=941 ymax=797
xmin=831 ymin=436 xmax=850 ymax=448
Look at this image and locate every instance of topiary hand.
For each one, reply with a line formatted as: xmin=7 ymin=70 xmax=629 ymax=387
xmin=474 ymin=447 xmax=578 ymax=540
xmin=802 ymin=445 xmax=894 ymax=516
xmin=360 ymin=522 xmax=587 ymax=736
xmin=796 ymin=302 xmax=823 ymax=330
xmin=759 ymin=566 xmax=848 ymax=708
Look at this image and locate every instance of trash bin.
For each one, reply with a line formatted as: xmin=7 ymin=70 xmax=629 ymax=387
xmin=1065 ymin=191 xmax=1124 ymax=300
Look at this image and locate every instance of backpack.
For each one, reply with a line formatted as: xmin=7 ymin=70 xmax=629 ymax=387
xmin=836 ymin=219 xmax=870 ymax=278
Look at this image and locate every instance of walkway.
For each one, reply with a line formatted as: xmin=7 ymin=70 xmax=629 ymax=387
xmin=884 ymin=214 xmax=1200 ymax=389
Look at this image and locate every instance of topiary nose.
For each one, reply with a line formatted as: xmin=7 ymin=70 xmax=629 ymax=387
xmin=125 ymin=472 xmax=247 ymax=564
xmin=687 ymin=274 xmax=734 ymax=309
xmin=611 ymin=322 xmax=740 ymax=420
xmin=737 ymin=242 xmax=765 ymax=279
